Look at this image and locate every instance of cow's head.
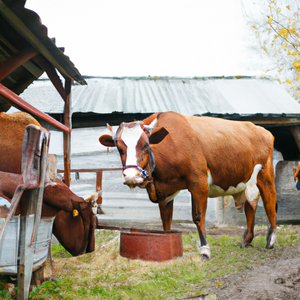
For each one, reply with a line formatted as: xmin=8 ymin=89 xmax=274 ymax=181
xmin=99 ymin=117 xmax=168 ymax=188
xmin=293 ymin=162 xmax=300 ymax=191
xmin=44 ymin=180 xmax=99 ymax=256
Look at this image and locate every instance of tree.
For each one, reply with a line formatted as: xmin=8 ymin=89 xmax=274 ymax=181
xmin=243 ymin=0 xmax=300 ymax=101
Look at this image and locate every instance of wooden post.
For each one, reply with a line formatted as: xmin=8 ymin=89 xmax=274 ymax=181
xmin=63 ymin=78 xmax=72 ymax=187
xmin=17 ymin=125 xmax=49 ymax=300
xmin=96 ymin=171 xmax=103 ymax=205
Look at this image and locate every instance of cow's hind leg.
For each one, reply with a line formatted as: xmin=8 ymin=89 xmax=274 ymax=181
xmin=257 ymin=160 xmax=277 ymax=249
xmin=243 ymin=200 xmax=256 ymax=247
xmin=159 ymin=199 xmax=174 ymax=231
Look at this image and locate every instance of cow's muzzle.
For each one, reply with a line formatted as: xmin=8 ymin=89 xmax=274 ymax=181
xmin=123 ymin=165 xmax=150 ymax=188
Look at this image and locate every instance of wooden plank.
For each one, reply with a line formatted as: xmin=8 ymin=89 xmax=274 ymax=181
xmin=57 ymin=167 xmax=122 ymax=173
xmin=0 ymin=33 xmax=42 ymax=77
xmin=63 ymin=78 xmax=72 ymax=187
xmin=0 ymin=47 xmax=38 ymax=80
xmin=17 ymin=125 xmax=49 ymax=300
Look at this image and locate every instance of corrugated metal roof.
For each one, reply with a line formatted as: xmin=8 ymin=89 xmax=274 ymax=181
xmin=19 ymin=76 xmax=300 ymax=116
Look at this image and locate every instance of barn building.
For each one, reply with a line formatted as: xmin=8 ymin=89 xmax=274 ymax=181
xmin=15 ymin=76 xmax=300 ymax=227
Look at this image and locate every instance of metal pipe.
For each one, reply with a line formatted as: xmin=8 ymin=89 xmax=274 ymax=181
xmin=0 ymin=83 xmax=71 ymax=133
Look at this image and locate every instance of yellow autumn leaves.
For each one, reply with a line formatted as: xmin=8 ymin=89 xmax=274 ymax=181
xmin=293 ymin=60 xmax=300 ymax=72
xmin=266 ymin=14 xmax=300 ymax=74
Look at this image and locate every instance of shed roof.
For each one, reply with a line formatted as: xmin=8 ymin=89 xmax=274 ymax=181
xmin=19 ymin=76 xmax=300 ymax=116
xmin=0 ymin=0 xmax=86 ymax=111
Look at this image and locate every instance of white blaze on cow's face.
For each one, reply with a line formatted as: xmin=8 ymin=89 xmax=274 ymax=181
xmin=119 ymin=123 xmax=145 ymax=186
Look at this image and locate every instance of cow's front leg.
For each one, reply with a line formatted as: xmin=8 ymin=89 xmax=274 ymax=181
xmin=159 ymin=199 xmax=174 ymax=231
xmin=190 ymin=189 xmax=210 ymax=260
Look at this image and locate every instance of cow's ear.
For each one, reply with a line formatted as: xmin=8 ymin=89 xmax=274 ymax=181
xmin=149 ymin=127 xmax=169 ymax=144
xmin=99 ymin=134 xmax=115 ymax=147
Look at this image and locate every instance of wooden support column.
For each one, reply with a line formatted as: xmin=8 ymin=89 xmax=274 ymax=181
xmin=63 ymin=78 xmax=72 ymax=187
xmin=96 ymin=171 xmax=103 ymax=205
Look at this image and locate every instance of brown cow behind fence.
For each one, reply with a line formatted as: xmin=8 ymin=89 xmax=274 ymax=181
xmin=0 ymin=112 xmax=97 ymax=256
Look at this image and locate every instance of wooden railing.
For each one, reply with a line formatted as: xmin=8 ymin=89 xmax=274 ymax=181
xmin=57 ymin=168 xmax=122 ymax=204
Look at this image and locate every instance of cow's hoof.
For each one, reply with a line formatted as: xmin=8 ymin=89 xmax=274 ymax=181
xmin=240 ymin=242 xmax=253 ymax=248
xmin=201 ymin=254 xmax=210 ymax=261
xmin=97 ymin=205 xmax=105 ymax=215
xmin=198 ymin=244 xmax=211 ymax=260
xmin=242 ymin=230 xmax=254 ymax=248
xmin=266 ymin=228 xmax=276 ymax=249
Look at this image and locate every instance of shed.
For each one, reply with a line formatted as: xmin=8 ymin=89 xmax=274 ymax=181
xmin=17 ymin=76 xmax=300 ymax=226
xmin=0 ymin=0 xmax=86 ymax=185
xmin=20 ymin=76 xmax=300 ymax=160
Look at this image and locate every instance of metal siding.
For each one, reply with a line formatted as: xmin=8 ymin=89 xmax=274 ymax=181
xmin=18 ymin=77 xmax=300 ymax=115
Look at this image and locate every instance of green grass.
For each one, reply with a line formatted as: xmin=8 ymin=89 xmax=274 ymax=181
xmin=0 ymin=225 xmax=299 ymax=299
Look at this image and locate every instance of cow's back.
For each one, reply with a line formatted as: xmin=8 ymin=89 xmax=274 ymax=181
xmin=188 ymin=115 xmax=274 ymax=188
xmin=0 ymin=112 xmax=40 ymax=174
xmin=154 ymin=112 xmax=274 ymax=190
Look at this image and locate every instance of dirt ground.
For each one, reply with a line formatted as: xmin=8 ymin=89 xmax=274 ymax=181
xmin=99 ymin=223 xmax=300 ymax=299
xmin=201 ymin=227 xmax=300 ymax=300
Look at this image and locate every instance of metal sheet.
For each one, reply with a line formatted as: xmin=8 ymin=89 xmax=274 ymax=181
xmin=18 ymin=77 xmax=300 ymax=115
xmin=0 ymin=216 xmax=55 ymax=275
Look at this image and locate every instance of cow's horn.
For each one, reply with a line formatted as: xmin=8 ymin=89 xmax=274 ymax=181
xmin=84 ymin=192 xmax=99 ymax=203
xmin=143 ymin=118 xmax=157 ymax=134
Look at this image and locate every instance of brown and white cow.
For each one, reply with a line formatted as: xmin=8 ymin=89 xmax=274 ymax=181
xmin=99 ymin=111 xmax=277 ymax=259
xmin=294 ymin=162 xmax=300 ymax=190
xmin=0 ymin=112 xmax=98 ymax=256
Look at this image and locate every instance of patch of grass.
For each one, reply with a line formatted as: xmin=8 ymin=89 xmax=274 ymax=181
xmin=1 ymin=226 xmax=299 ymax=299
xmin=0 ymin=279 xmax=14 ymax=300
xmin=51 ymin=243 xmax=72 ymax=258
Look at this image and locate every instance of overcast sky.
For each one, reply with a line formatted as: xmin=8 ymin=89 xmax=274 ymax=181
xmin=25 ymin=0 xmax=269 ymax=77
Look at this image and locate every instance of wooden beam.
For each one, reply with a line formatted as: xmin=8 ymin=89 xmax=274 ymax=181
xmin=34 ymin=55 xmax=67 ymax=100
xmin=0 ymin=47 xmax=38 ymax=80
xmin=0 ymin=33 xmax=42 ymax=77
xmin=0 ymin=1 xmax=71 ymax=80
xmin=63 ymin=78 xmax=72 ymax=186
xmin=0 ymin=83 xmax=71 ymax=133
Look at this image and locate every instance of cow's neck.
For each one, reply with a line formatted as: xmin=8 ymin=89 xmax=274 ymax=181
xmin=146 ymin=181 xmax=158 ymax=202
xmin=145 ymin=147 xmax=181 ymax=202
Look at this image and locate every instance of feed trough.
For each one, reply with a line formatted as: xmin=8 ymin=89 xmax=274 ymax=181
xmin=0 ymin=216 xmax=55 ymax=274
xmin=120 ymin=229 xmax=183 ymax=262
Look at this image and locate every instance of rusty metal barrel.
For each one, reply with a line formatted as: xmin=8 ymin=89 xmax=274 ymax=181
xmin=119 ymin=229 xmax=183 ymax=262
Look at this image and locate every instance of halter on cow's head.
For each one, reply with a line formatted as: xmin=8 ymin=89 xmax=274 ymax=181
xmin=293 ymin=162 xmax=300 ymax=191
xmin=99 ymin=116 xmax=168 ymax=188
